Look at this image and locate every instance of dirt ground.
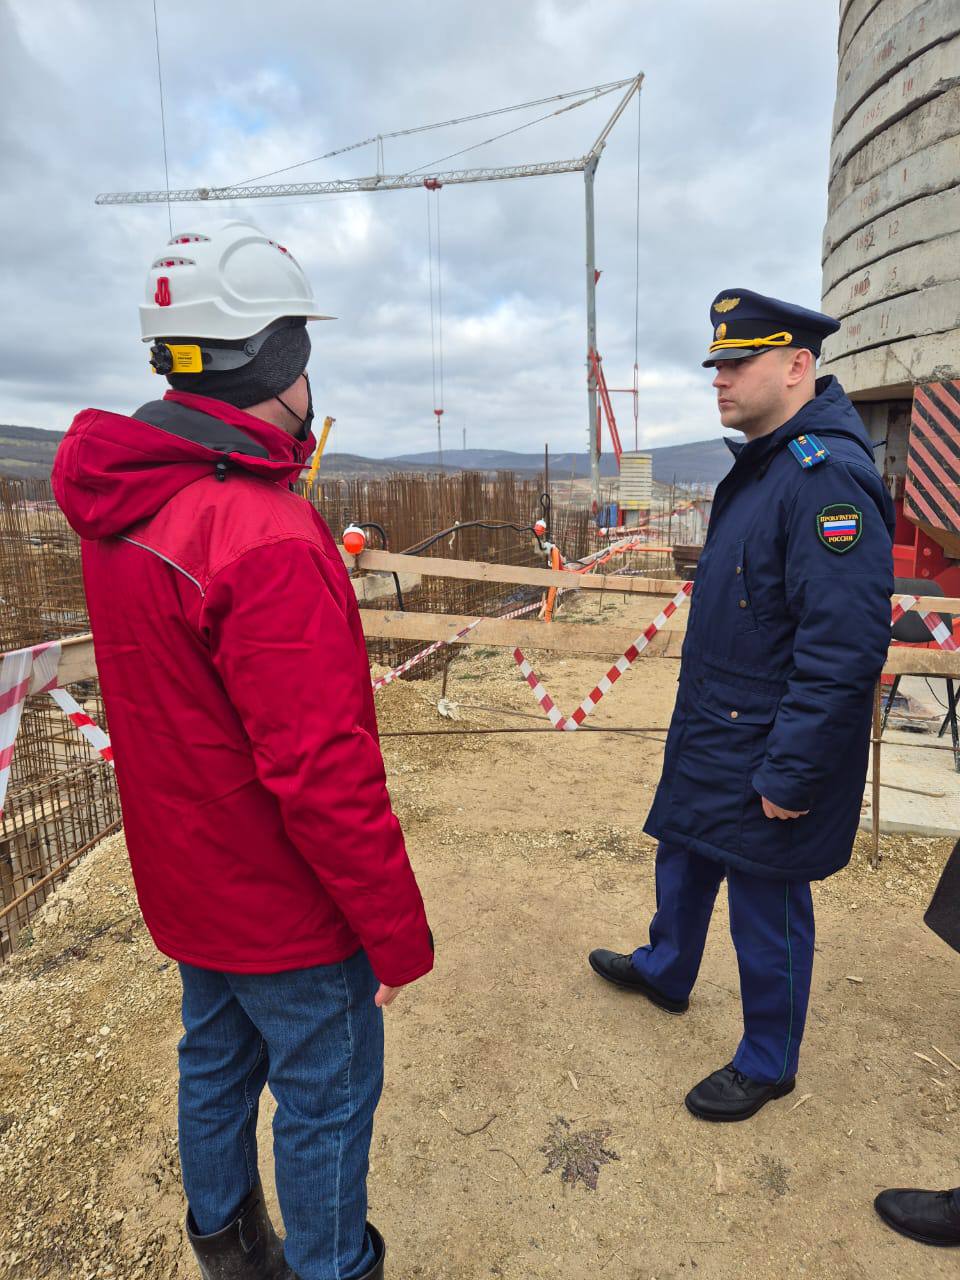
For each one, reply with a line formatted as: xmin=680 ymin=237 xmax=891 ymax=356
xmin=1 ymin=588 xmax=958 ymax=1280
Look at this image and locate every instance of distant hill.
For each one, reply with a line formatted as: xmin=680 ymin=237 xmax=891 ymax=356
xmin=310 ymin=453 xmax=462 ymax=478
xmin=0 ymin=424 xmax=62 ymax=479
xmin=0 ymin=423 xmax=735 ymax=487
xmin=390 ymin=437 xmax=737 ymax=485
xmin=0 ymin=426 xmax=459 ymax=483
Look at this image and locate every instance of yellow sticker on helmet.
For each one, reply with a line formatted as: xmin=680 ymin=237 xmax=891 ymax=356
xmin=166 ymin=344 xmax=203 ymax=373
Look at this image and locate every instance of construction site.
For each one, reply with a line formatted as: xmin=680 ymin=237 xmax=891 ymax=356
xmin=2 ymin=2 xmax=960 ymax=1278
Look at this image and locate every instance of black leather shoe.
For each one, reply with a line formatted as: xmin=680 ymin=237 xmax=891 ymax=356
xmin=588 ymin=949 xmax=688 ymax=1014
xmin=874 ymin=1187 xmax=960 ymax=1247
xmin=685 ymin=1063 xmax=795 ymax=1122
xmin=186 ymin=1182 xmax=287 ymax=1278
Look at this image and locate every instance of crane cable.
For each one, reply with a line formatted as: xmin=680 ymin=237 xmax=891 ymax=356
xmin=231 ymin=77 xmax=634 ymax=189
xmin=426 ymin=187 xmax=445 ymax=463
xmin=151 ymin=0 xmax=173 ymax=237
xmin=632 ymin=89 xmax=642 ymax=451
xmin=399 ymin=90 xmax=609 ymax=181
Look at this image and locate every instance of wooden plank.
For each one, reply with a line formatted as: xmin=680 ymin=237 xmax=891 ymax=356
xmin=913 ymin=595 xmax=960 ymax=612
xmin=58 ymin=634 xmax=97 ymax=684
xmin=827 ymin=85 xmax=960 ymax=221
xmin=823 ymin=134 xmax=960 ymax=255
xmin=359 ymin=610 xmax=686 ymax=659
xmin=830 ymin=33 xmax=960 ymax=177
xmin=364 ymin=613 xmax=959 ymax=673
xmin=883 ymin=646 xmax=960 ymax=675
xmin=16 ymin=597 xmax=960 ymax=692
xmin=823 ymin=229 xmax=960 ymax=320
xmin=835 ymin=0 xmax=960 ymax=132
xmin=343 ymin=546 xmax=689 ymax=597
xmin=820 ymin=280 xmax=960 ymax=364
xmin=822 ymin=185 xmax=960 ymax=294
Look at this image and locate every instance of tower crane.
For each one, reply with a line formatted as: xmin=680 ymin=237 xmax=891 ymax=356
xmin=97 ymin=73 xmax=646 ymax=514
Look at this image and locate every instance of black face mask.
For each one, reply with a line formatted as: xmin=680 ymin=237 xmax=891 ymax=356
xmin=275 ymin=374 xmax=314 ymax=440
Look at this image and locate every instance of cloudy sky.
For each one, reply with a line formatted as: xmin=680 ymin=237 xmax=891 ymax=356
xmin=0 ymin=1 xmax=840 ymax=457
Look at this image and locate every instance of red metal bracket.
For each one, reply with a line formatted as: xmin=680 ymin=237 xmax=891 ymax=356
xmin=587 ymin=348 xmax=623 ymax=465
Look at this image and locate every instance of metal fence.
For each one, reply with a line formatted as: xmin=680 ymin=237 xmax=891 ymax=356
xmin=0 ymin=762 xmax=121 ymax=960
xmin=0 ymin=477 xmax=89 ymax=653
xmin=301 ymin=470 xmax=591 ymax=674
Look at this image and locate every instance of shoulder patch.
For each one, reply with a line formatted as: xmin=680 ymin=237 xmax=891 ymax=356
xmin=788 ymin=432 xmax=830 ymax=469
xmin=817 ymin=503 xmax=862 ymax=553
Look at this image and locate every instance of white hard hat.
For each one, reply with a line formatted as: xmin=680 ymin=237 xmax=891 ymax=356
xmin=140 ymin=219 xmax=333 ymax=343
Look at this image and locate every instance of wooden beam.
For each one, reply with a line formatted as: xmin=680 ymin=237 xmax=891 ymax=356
xmin=340 ymin=547 xmax=960 ymax=614
xmin=13 ymin=611 xmax=960 ymax=689
xmin=360 ymin=610 xmax=686 ymax=659
xmin=882 ymin=647 xmax=960 ymax=677
xmin=342 ymin=546 xmax=686 ymax=597
xmin=58 ymin=634 xmax=98 ymax=685
xmin=361 ymin=612 xmax=959 ymax=673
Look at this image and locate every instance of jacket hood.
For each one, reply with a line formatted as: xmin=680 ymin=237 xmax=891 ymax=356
xmin=52 ymin=390 xmax=315 ymax=540
xmin=724 ymin=376 xmax=876 ymax=467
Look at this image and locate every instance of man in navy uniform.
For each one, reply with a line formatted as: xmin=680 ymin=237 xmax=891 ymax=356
xmin=589 ymin=289 xmax=895 ymax=1121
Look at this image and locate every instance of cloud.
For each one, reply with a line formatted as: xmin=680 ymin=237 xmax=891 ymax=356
xmin=0 ymin=0 xmax=838 ymax=457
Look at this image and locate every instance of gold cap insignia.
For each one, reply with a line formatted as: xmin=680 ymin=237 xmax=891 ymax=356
xmin=715 ymin=323 xmax=727 ymax=340
xmin=714 ymin=297 xmax=740 ymax=313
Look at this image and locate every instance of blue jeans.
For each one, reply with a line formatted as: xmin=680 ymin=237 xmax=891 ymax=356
xmin=178 ymin=948 xmax=383 ymax=1280
xmin=631 ymin=842 xmax=815 ymax=1083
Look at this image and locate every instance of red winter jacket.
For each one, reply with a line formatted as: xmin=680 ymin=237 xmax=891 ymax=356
xmin=52 ymin=390 xmax=433 ymax=985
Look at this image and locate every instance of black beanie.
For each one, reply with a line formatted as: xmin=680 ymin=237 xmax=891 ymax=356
xmin=167 ymin=318 xmax=311 ymax=409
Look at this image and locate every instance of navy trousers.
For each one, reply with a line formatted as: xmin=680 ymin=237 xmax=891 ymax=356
xmin=630 ymin=841 xmax=815 ymax=1083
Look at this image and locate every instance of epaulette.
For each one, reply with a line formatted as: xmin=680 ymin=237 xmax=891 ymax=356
xmin=787 ymin=432 xmax=829 ymax=469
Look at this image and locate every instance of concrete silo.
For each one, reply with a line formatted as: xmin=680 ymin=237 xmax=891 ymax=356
xmin=820 ymin=0 xmax=960 ymax=594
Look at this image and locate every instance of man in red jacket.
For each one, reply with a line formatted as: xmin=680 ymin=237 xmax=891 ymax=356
xmin=52 ymin=221 xmax=433 ymax=1280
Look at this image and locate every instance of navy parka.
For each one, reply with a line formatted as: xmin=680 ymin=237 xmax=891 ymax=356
xmin=645 ymin=377 xmax=895 ymax=881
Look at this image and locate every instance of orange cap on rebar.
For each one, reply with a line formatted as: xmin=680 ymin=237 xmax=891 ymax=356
xmin=342 ymin=524 xmax=367 ymax=556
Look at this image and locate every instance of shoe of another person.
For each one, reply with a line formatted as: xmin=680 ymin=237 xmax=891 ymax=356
xmin=685 ymin=1063 xmax=795 ymax=1122
xmin=186 ymin=1182 xmax=287 ymax=1278
xmin=588 ymin=949 xmax=688 ymax=1014
xmin=874 ymin=1187 xmax=960 ymax=1247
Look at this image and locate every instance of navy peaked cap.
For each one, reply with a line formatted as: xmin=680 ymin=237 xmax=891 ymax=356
xmin=702 ymin=288 xmax=840 ymax=367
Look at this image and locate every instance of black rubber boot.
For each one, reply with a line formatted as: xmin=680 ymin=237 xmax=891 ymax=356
xmin=278 ymin=1223 xmax=386 ymax=1279
xmin=186 ymin=1182 xmax=288 ymax=1279
xmin=360 ymin=1224 xmax=386 ymax=1279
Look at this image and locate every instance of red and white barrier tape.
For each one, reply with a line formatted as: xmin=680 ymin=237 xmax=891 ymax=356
xmin=596 ymin=524 xmax=647 ymax=538
xmin=891 ymin=595 xmax=959 ymax=651
xmin=372 ymin=598 xmax=545 ymax=692
xmin=514 ymin=590 xmax=954 ymax=734
xmin=0 ymin=641 xmax=116 ymax=823
xmin=48 ymin=686 xmax=115 ymax=766
xmin=0 ymin=588 xmax=951 ymax=816
xmin=567 ymin=532 xmax=659 ymax=575
xmin=514 ymin=583 xmax=693 ymax=731
xmin=0 ymin=641 xmax=61 ymax=820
